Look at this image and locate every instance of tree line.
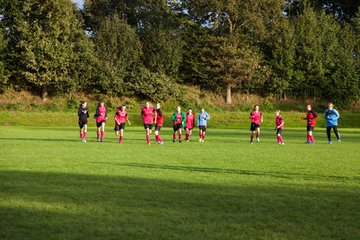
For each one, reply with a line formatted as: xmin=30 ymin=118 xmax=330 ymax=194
xmin=0 ymin=0 xmax=359 ymax=105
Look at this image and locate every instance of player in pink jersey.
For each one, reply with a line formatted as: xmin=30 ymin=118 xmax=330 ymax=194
xmin=249 ymin=105 xmax=263 ymax=144
xmin=171 ymin=106 xmax=186 ymax=143
xmin=184 ymin=108 xmax=195 ymax=142
xmin=114 ymin=105 xmax=131 ymax=144
xmin=275 ymin=110 xmax=285 ymax=145
xmin=154 ymin=103 xmax=165 ymax=145
xmin=94 ymin=101 xmax=107 ymax=142
xmin=141 ymin=101 xmax=154 ymax=145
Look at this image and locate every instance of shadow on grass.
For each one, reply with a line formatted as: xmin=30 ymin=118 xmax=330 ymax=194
xmin=91 ymin=162 xmax=360 ymax=182
xmin=1 ymin=170 xmax=359 ymax=240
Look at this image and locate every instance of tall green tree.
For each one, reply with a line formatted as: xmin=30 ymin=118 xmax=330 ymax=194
xmin=1 ymin=0 xmax=95 ymax=99
xmin=92 ymin=14 xmax=142 ymax=96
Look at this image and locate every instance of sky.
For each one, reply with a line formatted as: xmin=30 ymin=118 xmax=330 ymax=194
xmin=71 ymin=0 xmax=84 ymax=8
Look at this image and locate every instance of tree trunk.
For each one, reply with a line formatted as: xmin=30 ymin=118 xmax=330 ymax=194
xmin=283 ymin=91 xmax=287 ymax=101
xmin=226 ymin=85 xmax=232 ymax=104
xmin=41 ymin=86 xmax=48 ymax=102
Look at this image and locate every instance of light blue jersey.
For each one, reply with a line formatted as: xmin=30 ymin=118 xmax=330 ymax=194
xmin=324 ymin=109 xmax=340 ymax=127
xmin=197 ymin=112 xmax=210 ymax=127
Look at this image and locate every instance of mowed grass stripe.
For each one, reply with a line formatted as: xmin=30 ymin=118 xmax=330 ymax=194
xmin=0 ymin=126 xmax=359 ymax=239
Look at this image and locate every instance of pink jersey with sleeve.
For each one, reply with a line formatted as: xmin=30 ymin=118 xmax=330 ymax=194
xmin=96 ymin=106 xmax=107 ymax=123
xmin=142 ymin=107 xmax=154 ymax=124
xmin=185 ymin=113 xmax=195 ymax=129
xmin=250 ymin=110 xmax=262 ymax=125
xmin=276 ymin=116 xmax=284 ymax=129
xmin=173 ymin=112 xmax=182 ymax=125
xmin=115 ymin=110 xmax=128 ymax=124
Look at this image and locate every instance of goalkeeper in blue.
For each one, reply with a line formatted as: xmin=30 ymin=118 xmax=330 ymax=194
xmin=324 ymin=103 xmax=341 ymax=144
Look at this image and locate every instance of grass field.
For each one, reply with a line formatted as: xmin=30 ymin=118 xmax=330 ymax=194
xmin=1 ymin=124 xmax=359 ymax=240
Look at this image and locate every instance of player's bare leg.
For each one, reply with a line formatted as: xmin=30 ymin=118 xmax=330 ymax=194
xmin=256 ymin=128 xmax=261 ymax=142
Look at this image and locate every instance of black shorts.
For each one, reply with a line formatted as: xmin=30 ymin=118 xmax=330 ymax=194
xmin=173 ymin=123 xmax=182 ymax=131
xmin=184 ymin=127 xmax=194 ymax=131
xmin=78 ymin=121 xmax=87 ymax=129
xmin=307 ymin=126 xmax=315 ymax=132
xmin=250 ymin=122 xmax=261 ymax=131
xmin=144 ymin=124 xmax=153 ymax=130
xmin=96 ymin=121 xmax=106 ymax=128
xmin=155 ymin=125 xmax=162 ymax=131
xmin=114 ymin=123 xmax=125 ymax=131
xmin=199 ymin=126 xmax=207 ymax=132
xmin=276 ymin=128 xmax=283 ymax=135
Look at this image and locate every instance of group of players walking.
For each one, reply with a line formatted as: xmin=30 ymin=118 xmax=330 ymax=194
xmin=77 ymin=101 xmax=341 ymax=145
xmin=77 ymin=101 xmax=210 ymax=144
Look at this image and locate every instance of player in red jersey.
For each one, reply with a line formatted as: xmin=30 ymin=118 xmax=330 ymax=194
xmin=114 ymin=105 xmax=131 ymax=144
xmin=153 ymin=103 xmax=164 ymax=145
xmin=94 ymin=101 xmax=107 ymax=142
xmin=171 ymin=106 xmax=186 ymax=143
xmin=141 ymin=101 xmax=154 ymax=145
xmin=301 ymin=104 xmax=318 ymax=144
xmin=249 ymin=105 xmax=263 ymax=144
xmin=185 ymin=108 xmax=195 ymax=142
xmin=275 ymin=110 xmax=285 ymax=145
xmin=78 ymin=101 xmax=89 ymax=143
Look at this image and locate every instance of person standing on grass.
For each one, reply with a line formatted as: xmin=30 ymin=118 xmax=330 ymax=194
xmin=302 ymin=104 xmax=318 ymax=144
xmin=197 ymin=108 xmax=210 ymax=143
xmin=324 ymin=102 xmax=341 ymax=144
xmin=185 ymin=108 xmax=195 ymax=142
xmin=249 ymin=105 xmax=263 ymax=144
xmin=275 ymin=110 xmax=285 ymax=145
xmin=141 ymin=101 xmax=154 ymax=145
xmin=153 ymin=103 xmax=164 ymax=145
xmin=78 ymin=101 xmax=89 ymax=143
xmin=171 ymin=106 xmax=186 ymax=143
xmin=94 ymin=101 xmax=107 ymax=142
xmin=114 ymin=105 xmax=131 ymax=144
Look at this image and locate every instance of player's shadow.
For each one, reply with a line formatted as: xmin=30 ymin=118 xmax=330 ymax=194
xmin=0 ymin=137 xmax=78 ymax=142
xmin=92 ymin=162 xmax=360 ymax=182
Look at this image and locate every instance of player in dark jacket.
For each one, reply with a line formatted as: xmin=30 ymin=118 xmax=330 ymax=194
xmin=78 ymin=101 xmax=89 ymax=143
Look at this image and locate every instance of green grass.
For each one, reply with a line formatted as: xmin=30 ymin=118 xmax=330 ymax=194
xmin=0 ymin=124 xmax=359 ymax=240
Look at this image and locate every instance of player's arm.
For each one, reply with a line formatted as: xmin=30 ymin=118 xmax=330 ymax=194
xmin=114 ymin=113 xmax=120 ymax=125
xmin=333 ymin=110 xmax=340 ymax=119
xmin=126 ymin=114 xmax=131 ymax=125
xmin=171 ymin=112 xmax=177 ymax=122
xmin=278 ymin=119 xmax=284 ymax=128
xmin=206 ymin=113 xmax=210 ymax=120
xmin=261 ymin=113 xmax=263 ymax=123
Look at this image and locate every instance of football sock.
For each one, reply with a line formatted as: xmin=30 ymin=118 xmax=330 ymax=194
xmin=279 ymin=136 xmax=283 ymax=143
xmin=310 ymin=135 xmax=314 ymax=143
xmin=202 ymin=133 xmax=206 ymax=140
xmin=101 ymin=131 xmax=104 ymax=140
xmin=146 ymin=134 xmax=150 ymax=144
xmin=256 ymin=132 xmax=260 ymax=139
xmin=97 ymin=131 xmax=100 ymax=139
xmin=277 ymin=136 xmax=280 ymax=143
xmin=307 ymin=134 xmax=310 ymax=142
xmin=179 ymin=133 xmax=182 ymax=140
xmin=199 ymin=132 xmax=202 ymax=139
xmin=80 ymin=132 xmax=83 ymax=139
xmin=185 ymin=134 xmax=189 ymax=140
xmin=119 ymin=135 xmax=123 ymax=143
xmin=158 ymin=135 xmax=162 ymax=142
xmin=173 ymin=133 xmax=176 ymax=140
xmin=83 ymin=132 xmax=87 ymax=139
xmin=250 ymin=134 xmax=254 ymax=142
